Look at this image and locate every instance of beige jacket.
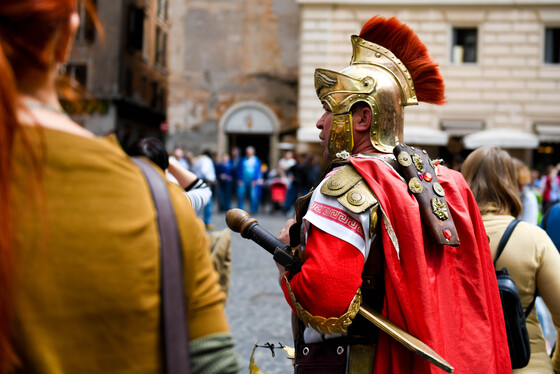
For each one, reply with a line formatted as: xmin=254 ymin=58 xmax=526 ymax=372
xmin=483 ymin=214 xmax=560 ymax=373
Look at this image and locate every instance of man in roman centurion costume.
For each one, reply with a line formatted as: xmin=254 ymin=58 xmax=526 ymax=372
xmin=277 ymin=16 xmax=511 ymax=373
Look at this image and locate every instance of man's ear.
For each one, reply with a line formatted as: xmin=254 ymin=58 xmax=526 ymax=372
xmin=353 ymin=105 xmax=372 ymax=132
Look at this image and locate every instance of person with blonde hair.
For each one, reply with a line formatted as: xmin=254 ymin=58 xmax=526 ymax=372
xmin=463 ymin=146 xmax=560 ymax=373
xmin=0 ymin=1 xmax=238 ymax=372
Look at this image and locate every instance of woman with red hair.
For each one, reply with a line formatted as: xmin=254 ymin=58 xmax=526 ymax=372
xmin=0 ymin=1 xmax=239 ymax=373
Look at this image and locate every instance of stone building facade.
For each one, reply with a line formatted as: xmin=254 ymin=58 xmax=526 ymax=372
xmin=167 ymin=0 xmax=300 ymax=167
xmin=68 ymin=0 xmax=170 ymax=149
xmin=296 ymin=0 xmax=560 ymax=168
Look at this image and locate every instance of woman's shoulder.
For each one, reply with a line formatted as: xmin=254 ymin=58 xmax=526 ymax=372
xmin=516 ymin=220 xmax=549 ymax=240
xmin=514 ymin=220 xmax=557 ymax=259
xmin=17 ymin=127 xmax=130 ymax=169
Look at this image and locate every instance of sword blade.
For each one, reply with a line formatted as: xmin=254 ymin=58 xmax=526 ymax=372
xmin=358 ymin=305 xmax=454 ymax=373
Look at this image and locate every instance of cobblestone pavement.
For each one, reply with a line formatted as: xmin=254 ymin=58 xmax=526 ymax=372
xmin=211 ymin=209 xmax=295 ymax=374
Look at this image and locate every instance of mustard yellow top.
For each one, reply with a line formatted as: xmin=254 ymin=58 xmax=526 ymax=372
xmin=483 ymin=214 xmax=560 ymax=374
xmin=10 ymin=127 xmax=234 ymax=373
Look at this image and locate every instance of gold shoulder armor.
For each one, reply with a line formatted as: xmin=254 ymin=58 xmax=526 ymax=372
xmin=321 ymin=164 xmax=363 ymax=196
xmin=321 ymin=165 xmax=378 ymax=214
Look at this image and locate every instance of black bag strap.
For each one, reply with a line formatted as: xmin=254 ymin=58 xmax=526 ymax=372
xmin=493 ymin=218 xmax=536 ymax=318
xmin=493 ymin=219 xmax=521 ymax=265
xmin=132 ymin=157 xmax=191 ymax=374
xmin=524 ymin=292 xmax=537 ymax=319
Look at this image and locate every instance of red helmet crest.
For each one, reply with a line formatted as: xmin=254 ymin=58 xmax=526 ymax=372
xmin=360 ymin=16 xmax=445 ymax=105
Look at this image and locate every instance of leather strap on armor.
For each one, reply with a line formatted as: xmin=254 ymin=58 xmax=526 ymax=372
xmin=393 ymin=143 xmax=460 ymax=246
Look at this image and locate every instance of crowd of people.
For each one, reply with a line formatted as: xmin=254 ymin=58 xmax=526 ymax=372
xmin=522 ymin=163 xmax=560 ymax=225
xmin=2 ymin=1 xmax=559 ymax=374
xmin=135 ymin=140 xmax=560 ymax=234
xmin=164 ymin=145 xmax=322 ymax=224
xmin=499 ymin=159 xmax=560 ymax=244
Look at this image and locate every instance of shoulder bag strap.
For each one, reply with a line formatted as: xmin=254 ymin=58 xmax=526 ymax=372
xmin=493 ymin=219 xmax=521 ymax=266
xmin=132 ymin=157 xmax=191 ymax=374
xmin=492 ymin=218 xmax=537 ymax=318
xmin=524 ymin=293 xmax=537 ymax=318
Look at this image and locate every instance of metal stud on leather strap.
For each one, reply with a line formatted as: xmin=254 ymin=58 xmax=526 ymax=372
xmin=337 ymin=346 xmax=345 ymax=355
xmin=327 ymin=178 xmax=344 ymax=190
xmin=303 ymin=347 xmax=310 ymax=356
xmin=347 ymin=191 xmax=365 ymax=206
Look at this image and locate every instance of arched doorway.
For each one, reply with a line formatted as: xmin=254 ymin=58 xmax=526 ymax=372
xmin=218 ymin=101 xmax=279 ymax=168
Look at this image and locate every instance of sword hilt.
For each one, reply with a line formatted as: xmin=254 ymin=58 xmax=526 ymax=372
xmin=226 ymin=209 xmax=301 ymax=273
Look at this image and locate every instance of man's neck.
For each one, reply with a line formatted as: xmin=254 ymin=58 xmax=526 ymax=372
xmin=352 ymin=142 xmax=376 ymax=155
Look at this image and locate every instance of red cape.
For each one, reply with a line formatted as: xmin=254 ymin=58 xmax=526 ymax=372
xmin=350 ymin=157 xmax=511 ymax=374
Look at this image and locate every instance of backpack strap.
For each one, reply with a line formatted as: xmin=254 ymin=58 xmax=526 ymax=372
xmin=132 ymin=157 xmax=191 ymax=374
xmin=524 ymin=294 xmax=537 ymax=318
xmin=493 ymin=218 xmax=537 ymax=319
xmin=493 ymin=219 xmax=521 ymax=265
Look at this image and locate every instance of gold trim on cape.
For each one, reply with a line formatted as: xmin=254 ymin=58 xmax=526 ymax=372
xmin=284 ymin=276 xmax=362 ymax=335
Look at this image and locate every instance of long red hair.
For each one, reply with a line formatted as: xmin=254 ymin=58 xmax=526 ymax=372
xmin=360 ymin=16 xmax=445 ymax=105
xmin=0 ymin=0 xmax=76 ymax=371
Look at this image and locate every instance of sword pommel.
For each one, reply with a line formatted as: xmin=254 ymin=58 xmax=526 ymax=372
xmin=225 ymin=209 xmax=301 ymax=273
xmin=226 ymin=208 xmax=258 ymax=238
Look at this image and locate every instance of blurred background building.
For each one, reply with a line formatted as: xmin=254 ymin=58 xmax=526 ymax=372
xmin=67 ymin=0 xmax=170 ymax=150
xmin=69 ymin=0 xmax=560 ymax=170
xmin=166 ymin=0 xmax=300 ymax=168
xmin=296 ymin=0 xmax=560 ymax=170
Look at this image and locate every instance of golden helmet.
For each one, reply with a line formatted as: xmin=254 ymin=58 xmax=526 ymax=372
xmin=314 ymin=16 xmax=445 ymax=158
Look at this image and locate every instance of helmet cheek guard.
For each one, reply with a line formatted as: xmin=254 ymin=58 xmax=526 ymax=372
xmin=328 ymin=113 xmax=353 ymax=160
